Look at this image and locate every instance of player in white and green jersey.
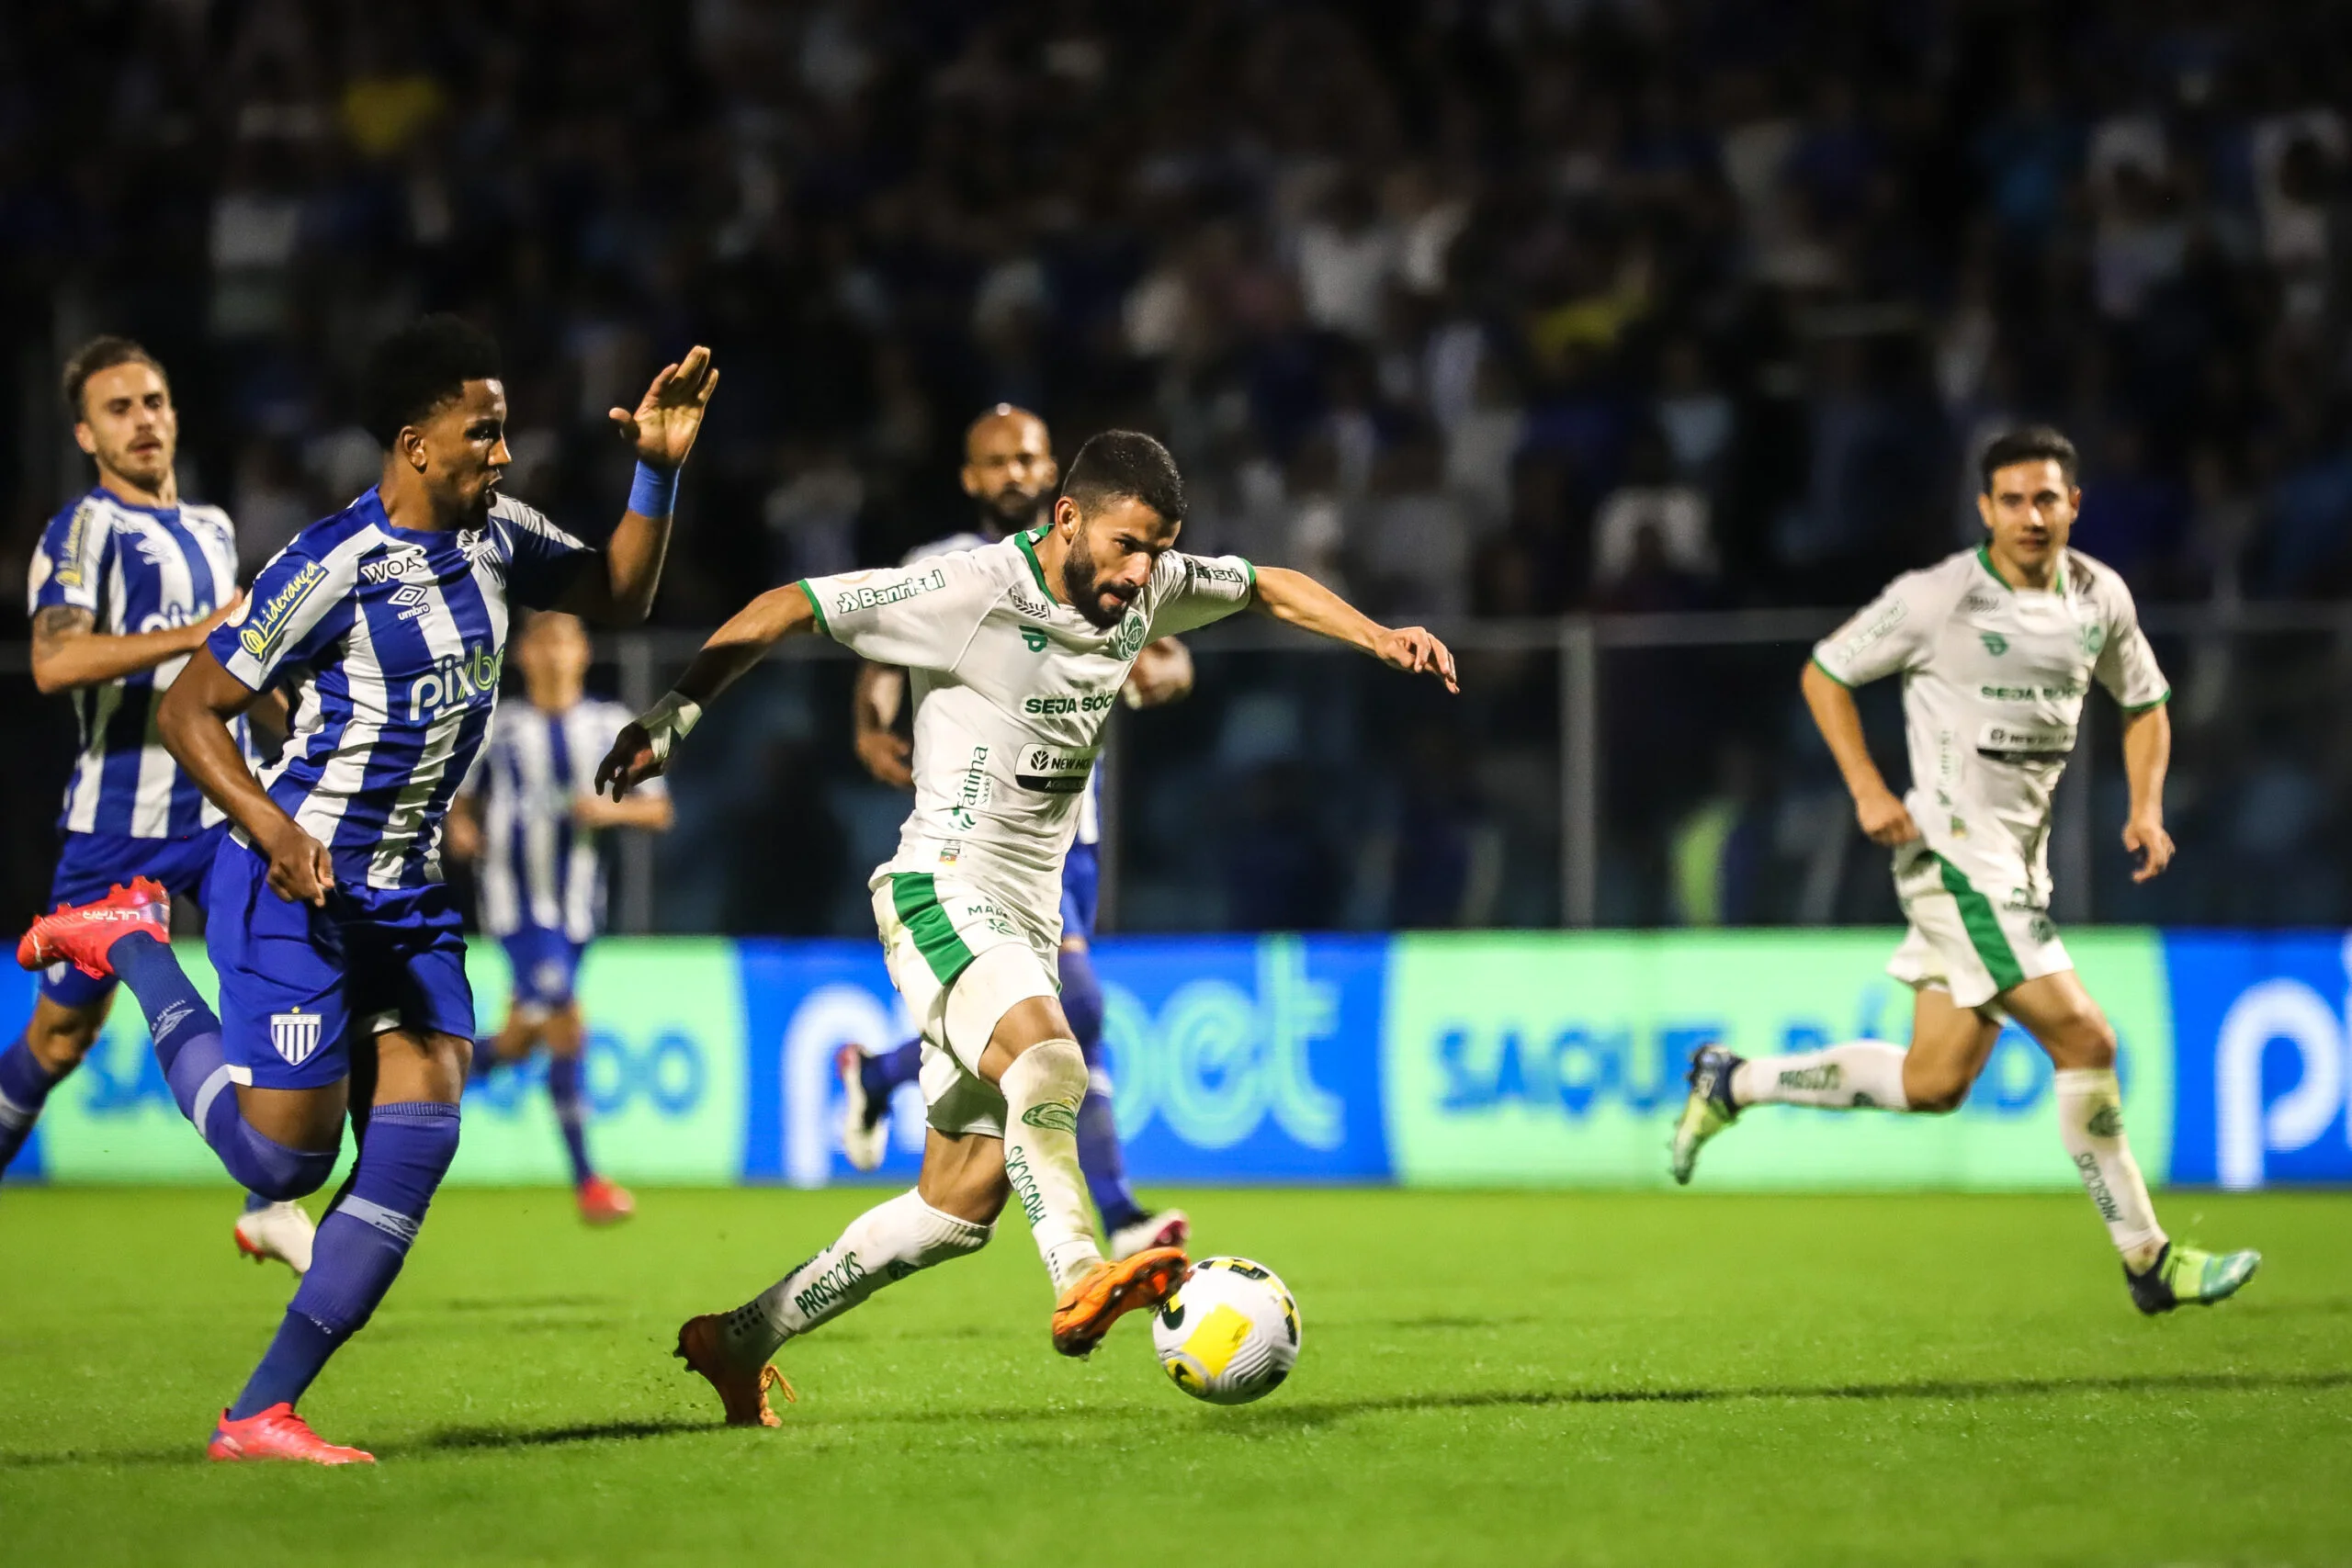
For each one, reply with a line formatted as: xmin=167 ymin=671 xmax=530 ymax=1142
xmin=1669 ymin=426 xmax=2258 ymax=1316
xmin=597 ymin=430 xmax=1457 ymax=1422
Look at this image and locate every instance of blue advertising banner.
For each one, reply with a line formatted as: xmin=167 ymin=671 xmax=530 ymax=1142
xmin=2165 ymin=931 xmax=2352 ymax=1190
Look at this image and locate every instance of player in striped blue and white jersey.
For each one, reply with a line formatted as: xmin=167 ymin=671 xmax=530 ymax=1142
xmin=17 ymin=316 xmax=717 ymax=1463
xmin=447 ymin=610 xmax=672 ymax=1224
xmin=0 ymin=337 xmax=315 ymax=1274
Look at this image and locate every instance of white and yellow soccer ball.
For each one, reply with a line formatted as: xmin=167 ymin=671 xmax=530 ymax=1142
xmin=1150 ymin=1256 xmax=1300 ymax=1405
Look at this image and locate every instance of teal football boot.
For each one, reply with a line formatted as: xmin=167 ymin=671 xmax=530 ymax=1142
xmin=1668 ymin=1043 xmax=1742 ymax=1187
xmin=2127 ymin=1242 xmax=2261 ymax=1315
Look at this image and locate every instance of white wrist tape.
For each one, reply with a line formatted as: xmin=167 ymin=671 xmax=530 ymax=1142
xmin=639 ymin=690 xmax=703 ymax=764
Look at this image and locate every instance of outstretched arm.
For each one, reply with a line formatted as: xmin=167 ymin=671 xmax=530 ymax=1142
xmin=1248 ymin=566 xmax=1458 ymax=692
xmin=158 ymin=650 xmax=334 ymax=905
xmin=2119 ymin=701 xmax=2173 ymax=883
xmin=560 ymin=345 xmax=719 ymax=626
xmin=594 ymin=582 xmax=823 ymax=799
xmin=31 ymin=598 xmax=243 ymax=694
xmin=1801 ymin=660 xmax=1917 ymax=846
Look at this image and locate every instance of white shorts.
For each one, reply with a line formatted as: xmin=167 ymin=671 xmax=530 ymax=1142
xmin=1885 ymin=843 xmax=2072 ymax=1011
xmin=869 ymin=872 xmax=1058 ymax=1140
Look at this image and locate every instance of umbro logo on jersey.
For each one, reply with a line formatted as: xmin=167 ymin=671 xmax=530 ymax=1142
xmin=270 ymin=1010 xmax=323 ymax=1066
xmin=1962 ymin=592 xmax=2002 ymax=614
xmin=1021 ymin=628 xmax=1049 ymax=652
xmin=1010 ymin=591 xmax=1053 ymax=618
xmin=360 ymin=548 xmax=434 ymax=585
xmin=1980 ymin=633 xmax=2008 ymax=655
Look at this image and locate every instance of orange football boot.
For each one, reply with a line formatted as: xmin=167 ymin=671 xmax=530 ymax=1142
xmin=17 ymin=878 xmax=170 ymax=978
xmin=1050 ymin=1246 xmax=1189 ymax=1357
xmin=674 ymin=1314 xmax=795 ymax=1427
xmin=577 ymin=1176 xmax=635 ymax=1225
xmin=208 ymin=1404 xmax=374 ymax=1465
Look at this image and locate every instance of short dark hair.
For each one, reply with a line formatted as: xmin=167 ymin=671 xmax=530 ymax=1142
xmin=1059 ymin=430 xmax=1186 ymax=525
xmin=362 ymin=314 xmax=503 ymax=448
xmin=62 ymin=336 xmax=165 ymax=421
xmin=1979 ymin=425 xmax=2078 ymax=493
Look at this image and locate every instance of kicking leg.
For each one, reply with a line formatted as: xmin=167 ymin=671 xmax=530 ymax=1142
xmin=212 ymin=1029 xmax=468 ymax=1463
xmin=0 ymin=994 xmax=108 ymax=1174
xmin=678 ymin=1129 xmax=996 ymax=1426
xmin=1059 ymin=938 xmax=1188 ymax=1258
xmin=1670 ymin=987 xmax=1998 ymax=1183
xmin=2002 ymin=972 xmax=2258 ymax=1312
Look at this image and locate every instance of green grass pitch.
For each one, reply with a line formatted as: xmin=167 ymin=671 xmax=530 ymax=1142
xmin=2 ymin=1187 xmax=2347 ymax=1566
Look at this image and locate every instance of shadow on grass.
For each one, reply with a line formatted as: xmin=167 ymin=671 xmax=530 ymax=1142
xmin=1231 ymin=1367 xmax=2352 ymax=1429
xmin=400 ymin=1416 xmax=710 ymax=1454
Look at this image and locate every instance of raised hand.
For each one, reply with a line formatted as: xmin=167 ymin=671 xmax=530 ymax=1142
xmin=1374 ymin=626 xmax=1460 ymax=694
xmin=594 ymin=721 xmax=664 ymax=802
xmin=611 ymin=344 xmax=720 ymax=472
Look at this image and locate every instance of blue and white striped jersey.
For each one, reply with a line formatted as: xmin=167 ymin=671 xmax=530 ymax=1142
xmin=465 ymin=697 xmax=662 ymax=942
xmin=28 ymin=488 xmax=243 ymax=838
xmin=211 ymin=487 xmax=595 ymax=890
xmin=901 ymin=525 xmax=1099 ymax=846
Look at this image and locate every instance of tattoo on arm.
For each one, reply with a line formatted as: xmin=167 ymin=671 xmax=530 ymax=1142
xmin=31 ymin=605 xmax=92 ymax=657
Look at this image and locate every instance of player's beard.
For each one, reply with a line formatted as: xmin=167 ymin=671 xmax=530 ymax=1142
xmin=981 ymin=482 xmax=1045 ymax=533
xmin=1058 ymin=530 xmax=1136 ymax=629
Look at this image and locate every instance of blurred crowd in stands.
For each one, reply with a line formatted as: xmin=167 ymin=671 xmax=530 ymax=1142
xmin=5 ymin=0 xmax=2351 ymax=629
xmin=4 ymin=0 xmax=2350 ymax=934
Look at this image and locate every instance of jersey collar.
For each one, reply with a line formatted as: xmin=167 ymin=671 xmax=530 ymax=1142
xmin=1013 ymin=525 xmax=1057 ymax=601
xmin=1976 ymin=543 xmax=2073 ymax=599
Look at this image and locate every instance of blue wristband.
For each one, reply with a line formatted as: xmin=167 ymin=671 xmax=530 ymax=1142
xmin=628 ymin=461 xmax=679 ymax=517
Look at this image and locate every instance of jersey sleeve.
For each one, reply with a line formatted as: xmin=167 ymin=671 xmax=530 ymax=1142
xmin=2093 ymin=577 xmax=2169 ymax=711
xmin=798 ymin=549 xmax=999 ymax=671
xmin=28 ymin=500 xmax=113 ymax=617
xmin=498 ymin=500 xmax=597 ymax=611
xmin=1811 ymin=569 xmax=1941 ymax=688
xmin=1144 ymin=552 xmax=1257 ymax=640
xmin=211 ymin=544 xmax=355 ymax=692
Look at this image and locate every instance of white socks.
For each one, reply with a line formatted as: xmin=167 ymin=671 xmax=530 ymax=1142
xmin=720 ymin=1190 xmax=990 ymax=1364
xmin=2055 ymin=1067 xmax=2167 ymax=1271
xmin=1732 ymin=1043 xmax=1910 ymax=1111
xmin=999 ymin=1037 xmax=1103 ymax=1293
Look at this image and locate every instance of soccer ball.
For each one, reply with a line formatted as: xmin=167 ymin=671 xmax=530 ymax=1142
xmin=1150 ymin=1256 xmax=1300 ymax=1405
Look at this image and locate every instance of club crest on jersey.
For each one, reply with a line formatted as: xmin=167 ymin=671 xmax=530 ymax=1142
xmin=270 ymin=1010 xmax=323 ymax=1066
xmin=2080 ymin=623 xmax=2107 ymax=657
xmin=408 ymin=643 xmax=503 ymax=719
xmin=1107 ymin=607 xmax=1149 ymax=660
xmin=238 ymin=558 xmax=329 ymax=659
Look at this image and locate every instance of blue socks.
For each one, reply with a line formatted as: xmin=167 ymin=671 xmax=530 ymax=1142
xmin=110 ymin=931 xmax=335 ymax=1201
xmin=228 ymin=1100 xmax=460 ymax=1419
xmin=0 ymin=1033 xmax=60 ymax=1173
xmin=1058 ymin=944 xmax=1147 ymax=1232
xmin=863 ymin=1039 xmax=924 ymax=1102
xmin=547 ymin=1054 xmax=594 ymax=1186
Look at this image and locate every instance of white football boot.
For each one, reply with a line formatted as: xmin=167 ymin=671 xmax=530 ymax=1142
xmin=1107 ymin=1209 xmax=1191 ymax=1262
xmin=835 ymin=1043 xmax=888 ymax=1172
xmin=233 ymin=1201 xmax=316 ymax=1277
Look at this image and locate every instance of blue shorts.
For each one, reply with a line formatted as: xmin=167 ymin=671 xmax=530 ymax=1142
xmin=499 ymin=926 xmax=585 ymax=1014
xmin=40 ymin=826 xmax=230 ymax=1009
xmin=1059 ymin=840 xmax=1100 ymax=946
xmin=206 ymin=838 xmax=477 ymax=1090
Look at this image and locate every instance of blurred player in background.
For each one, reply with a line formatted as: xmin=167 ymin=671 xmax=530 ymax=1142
xmin=599 ymin=430 xmax=1457 ymax=1425
xmin=18 ymin=317 xmax=715 ymax=1462
xmin=2 ymin=337 xmax=315 ymax=1274
xmin=447 ymin=610 xmax=673 ymax=1225
xmin=839 ymin=405 xmax=1193 ymax=1261
xmin=1671 ymin=426 xmax=2259 ymax=1314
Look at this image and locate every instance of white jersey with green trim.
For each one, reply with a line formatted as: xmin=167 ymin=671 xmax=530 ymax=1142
xmin=1812 ymin=545 xmax=2168 ymax=903
xmin=800 ymin=527 xmax=1255 ymax=924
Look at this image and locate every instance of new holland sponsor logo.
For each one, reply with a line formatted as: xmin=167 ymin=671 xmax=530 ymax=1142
xmin=408 ymin=643 xmax=503 ymax=719
xmin=1014 ymin=744 xmax=1094 ymax=794
xmin=836 ymin=568 xmax=944 ymax=616
xmin=270 ymin=1010 xmax=323 ymax=1067
xmin=238 ymin=558 xmax=330 ymax=659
